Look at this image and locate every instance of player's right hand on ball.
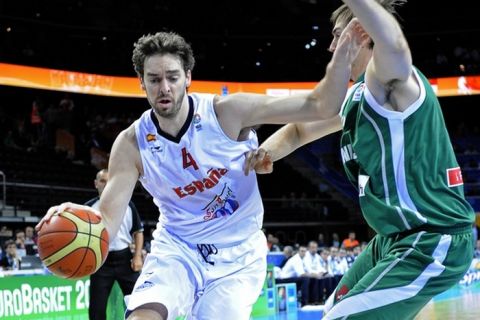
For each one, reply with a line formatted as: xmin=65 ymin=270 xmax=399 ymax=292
xmin=243 ymin=148 xmax=274 ymax=175
xmin=35 ymin=202 xmax=102 ymax=231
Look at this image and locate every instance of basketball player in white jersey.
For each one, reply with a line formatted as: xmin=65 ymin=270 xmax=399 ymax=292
xmin=36 ymin=25 xmax=368 ymax=320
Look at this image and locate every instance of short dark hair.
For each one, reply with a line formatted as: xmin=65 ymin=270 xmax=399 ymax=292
xmin=132 ymin=31 xmax=195 ymax=78
xmin=4 ymin=239 xmax=15 ymax=249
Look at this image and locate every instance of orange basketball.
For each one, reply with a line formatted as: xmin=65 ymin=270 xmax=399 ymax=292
xmin=37 ymin=207 xmax=109 ymax=279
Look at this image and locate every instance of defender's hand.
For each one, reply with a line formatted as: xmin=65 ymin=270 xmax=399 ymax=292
xmin=131 ymin=255 xmax=143 ymax=272
xmin=244 ymin=148 xmax=273 ymax=175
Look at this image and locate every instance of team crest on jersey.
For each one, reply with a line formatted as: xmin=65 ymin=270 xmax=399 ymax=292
xmin=146 ymin=133 xmax=156 ymax=142
xmin=193 ymin=113 xmax=202 ymax=130
xmin=352 ymin=83 xmax=365 ymax=101
xmin=447 ymin=167 xmax=463 ymax=187
xmin=202 ymin=183 xmax=240 ymax=221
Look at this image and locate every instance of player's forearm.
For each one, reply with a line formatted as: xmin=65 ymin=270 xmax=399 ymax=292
xmin=260 ymin=124 xmax=302 ymax=162
xmin=308 ymin=51 xmax=352 ymax=119
xmin=262 ymin=116 xmax=342 ymax=163
xmin=133 ymin=232 xmax=144 ymax=258
xmin=98 ymin=187 xmax=134 ymax=238
xmin=343 ymin=0 xmax=411 ymax=81
xmin=343 ymin=0 xmax=404 ymax=51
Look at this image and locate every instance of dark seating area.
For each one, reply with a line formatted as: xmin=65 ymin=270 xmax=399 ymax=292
xmin=1 ymin=86 xmax=480 ymax=244
xmin=0 ymin=89 xmax=353 ymax=238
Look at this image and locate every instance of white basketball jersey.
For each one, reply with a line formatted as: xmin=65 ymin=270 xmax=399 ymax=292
xmin=134 ymin=93 xmax=264 ymax=245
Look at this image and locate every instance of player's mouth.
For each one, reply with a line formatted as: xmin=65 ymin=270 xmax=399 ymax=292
xmin=157 ymin=98 xmax=173 ymax=107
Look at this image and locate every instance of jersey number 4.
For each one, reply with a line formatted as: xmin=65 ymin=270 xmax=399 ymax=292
xmin=182 ymin=147 xmax=199 ymax=170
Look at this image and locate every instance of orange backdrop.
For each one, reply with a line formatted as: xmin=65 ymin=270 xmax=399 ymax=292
xmin=1 ymin=62 xmax=480 ymax=98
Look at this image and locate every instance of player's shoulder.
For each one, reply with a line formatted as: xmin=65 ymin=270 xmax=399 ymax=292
xmin=188 ymin=92 xmax=218 ymax=107
xmin=112 ymin=124 xmax=139 ymax=154
xmin=118 ymin=123 xmax=137 ymax=142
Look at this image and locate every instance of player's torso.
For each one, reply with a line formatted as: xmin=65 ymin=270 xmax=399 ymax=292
xmin=135 ymin=93 xmax=263 ymax=245
xmin=339 ymin=69 xmax=474 ymax=236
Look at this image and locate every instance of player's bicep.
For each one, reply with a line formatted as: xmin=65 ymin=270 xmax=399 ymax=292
xmin=244 ymin=93 xmax=315 ymax=127
xmin=217 ymin=93 xmax=313 ymax=129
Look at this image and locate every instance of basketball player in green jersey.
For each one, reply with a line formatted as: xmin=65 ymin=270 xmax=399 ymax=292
xmin=244 ymin=0 xmax=475 ymax=319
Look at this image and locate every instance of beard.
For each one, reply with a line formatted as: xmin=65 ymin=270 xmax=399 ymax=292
xmin=151 ymin=88 xmax=187 ymax=119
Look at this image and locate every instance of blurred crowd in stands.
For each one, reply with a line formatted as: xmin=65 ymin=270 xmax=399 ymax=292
xmin=0 ymin=225 xmax=38 ymax=270
xmin=0 ymin=90 xmax=144 ymax=168
xmin=264 ymin=229 xmax=365 ymax=306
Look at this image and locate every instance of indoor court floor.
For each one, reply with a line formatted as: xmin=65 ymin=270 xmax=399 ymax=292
xmin=251 ymin=281 xmax=480 ymax=320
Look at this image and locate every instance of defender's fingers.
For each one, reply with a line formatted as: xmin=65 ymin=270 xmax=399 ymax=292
xmin=244 ymin=151 xmax=254 ymax=175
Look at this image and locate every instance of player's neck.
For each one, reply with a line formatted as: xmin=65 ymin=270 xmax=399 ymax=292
xmin=154 ymin=96 xmax=191 ymax=137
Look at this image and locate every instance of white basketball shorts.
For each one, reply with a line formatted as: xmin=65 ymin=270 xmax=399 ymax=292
xmin=125 ymin=228 xmax=268 ymax=320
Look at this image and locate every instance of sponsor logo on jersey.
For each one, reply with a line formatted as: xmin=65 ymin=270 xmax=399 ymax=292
xmin=352 ymin=83 xmax=365 ymax=101
xmin=146 ymin=133 xmax=156 ymax=142
xmin=447 ymin=167 xmax=463 ymax=187
xmin=202 ymin=183 xmax=239 ymax=221
xmin=135 ymin=280 xmax=154 ymax=292
xmin=358 ymin=174 xmax=370 ymax=197
xmin=149 ymin=145 xmax=163 ymax=154
xmin=173 ymin=168 xmax=229 ymax=198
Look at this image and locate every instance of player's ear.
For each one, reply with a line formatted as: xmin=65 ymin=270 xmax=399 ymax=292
xmin=185 ymin=70 xmax=192 ymax=89
xmin=140 ymin=76 xmax=146 ymax=91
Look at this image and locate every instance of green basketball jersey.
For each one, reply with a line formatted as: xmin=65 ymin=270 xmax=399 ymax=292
xmin=339 ymin=67 xmax=474 ymax=236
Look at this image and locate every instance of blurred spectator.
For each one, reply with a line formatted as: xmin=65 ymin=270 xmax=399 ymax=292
xmin=267 ymin=233 xmax=281 ymax=252
xmin=1 ymin=239 xmax=21 ymax=270
xmin=15 ymin=229 xmax=27 ymax=258
xmin=331 ymin=248 xmax=349 ymax=284
xmin=341 ymin=231 xmax=360 ymax=250
xmin=278 ymin=245 xmax=294 ymax=269
xmin=4 ymin=118 xmax=34 ymax=152
xmin=304 ymin=241 xmax=331 ymax=304
xmin=276 ymin=245 xmax=311 ymax=306
xmin=304 ymin=241 xmax=324 ymax=275
xmin=25 ymin=226 xmax=37 ymax=245
xmin=277 ymin=246 xmax=310 ymax=280
xmin=319 ymin=248 xmax=335 ymax=302
xmin=58 ymin=94 xmax=75 ymax=133
xmin=345 ymin=248 xmax=355 ymax=268
xmin=317 ymin=232 xmax=326 ymax=249
xmin=331 ymin=232 xmax=340 ymax=248
xmin=474 ymin=239 xmax=480 ymax=259
xmin=43 ymin=103 xmax=61 ymax=146
xmin=288 ymin=192 xmax=299 ymax=209
xmin=24 ymin=226 xmax=38 ymax=255
xmin=353 ymin=245 xmax=362 ymax=259
xmin=30 ymin=97 xmax=45 ymax=147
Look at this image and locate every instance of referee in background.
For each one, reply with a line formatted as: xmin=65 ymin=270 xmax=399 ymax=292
xmin=85 ymin=168 xmax=144 ymax=320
